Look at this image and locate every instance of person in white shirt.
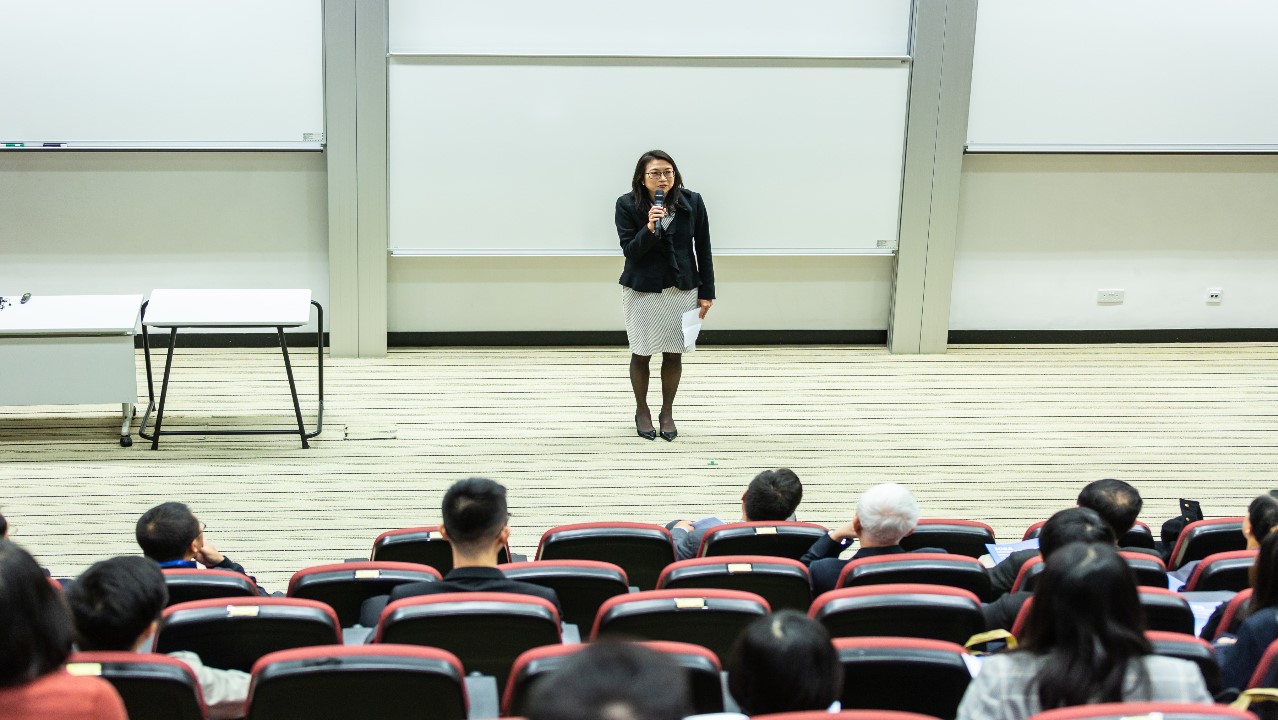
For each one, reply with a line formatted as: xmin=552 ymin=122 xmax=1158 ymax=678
xmin=66 ymin=555 xmax=250 ymax=720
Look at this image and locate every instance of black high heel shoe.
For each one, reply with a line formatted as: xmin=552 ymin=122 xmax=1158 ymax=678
xmin=635 ymin=414 xmax=657 ymax=440
xmin=659 ymin=414 xmax=678 ymax=442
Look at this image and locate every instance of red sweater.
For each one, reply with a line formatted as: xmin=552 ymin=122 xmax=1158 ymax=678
xmin=0 ymin=671 xmax=127 ymax=720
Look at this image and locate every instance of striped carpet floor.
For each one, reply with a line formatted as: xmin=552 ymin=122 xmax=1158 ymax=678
xmin=1 ymin=343 xmax=1275 ymax=589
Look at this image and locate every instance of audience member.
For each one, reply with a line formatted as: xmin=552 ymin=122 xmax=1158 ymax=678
xmin=956 ymin=542 xmax=1212 ymax=720
xmin=1195 ymin=492 xmax=1278 ymax=640
xmin=982 ymin=507 xmax=1115 ymax=631
xmin=989 ymin=478 xmax=1151 ymax=597
xmin=359 ymin=477 xmax=560 ymax=627
xmin=0 ymin=540 xmax=128 ymax=720
xmin=1218 ymin=531 xmax=1278 ymax=690
xmin=726 ymin=610 xmax=843 ymax=715
xmin=668 ymin=468 xmax=803 ymax=560
xmin=135 ymin=502 xmax=265 ymax=594
xmin=526 ymin=641 xmax=689 ymax=720
xmin=800 ymin=483 xmax=941 ymax=595
xmin=0 ymin=510 xmax=7 ymax=538
xmin=66 ymin=556 xmax=250 ymax=720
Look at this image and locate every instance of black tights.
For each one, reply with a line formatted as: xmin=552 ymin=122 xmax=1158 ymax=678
xmin=630 ymin=353 xmax=681 ymax=433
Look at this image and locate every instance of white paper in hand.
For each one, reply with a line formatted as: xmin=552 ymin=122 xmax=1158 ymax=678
xmin=681 ymin=306 xmax=702 ymax=350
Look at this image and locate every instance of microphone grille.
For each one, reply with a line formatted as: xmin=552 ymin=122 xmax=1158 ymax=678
xmin=654 ymin=188 xmax=665 ymax=206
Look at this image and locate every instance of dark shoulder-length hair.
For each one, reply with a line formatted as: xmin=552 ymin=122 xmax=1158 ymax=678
xmin=1020 ymin=541 xmax=1152 ymax=710
xmin=629 ymin=149 xmax=684 ymax=212
xmin=0 ymin=540 xmax=75 ymax=688
xmin=1248 ymin=530 xmax=1278 ymax=618
xmin=726 ymin=609 xmax=843 ymax=715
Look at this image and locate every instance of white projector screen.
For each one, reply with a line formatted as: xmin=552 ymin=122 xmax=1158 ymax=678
xmin=967 ymin=0 xmax=1278 ymax=152
xmin=0 ymin=0 xmax=325 ymax=150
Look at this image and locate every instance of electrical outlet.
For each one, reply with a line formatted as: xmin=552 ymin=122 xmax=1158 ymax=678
xmin=1097 ymin=289 xmax=1125 ymax=304
xmin=1206 ymin=288 xmax=1223 ymax=304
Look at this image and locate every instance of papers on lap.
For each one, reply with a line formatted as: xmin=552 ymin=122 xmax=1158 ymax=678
xmin=986 ymin=538 xmax=1039 ymax=565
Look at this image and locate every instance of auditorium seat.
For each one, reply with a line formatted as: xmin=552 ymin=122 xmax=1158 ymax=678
xmin=591 ymin=588 xmax=770 ymax=659
xmin=374 ymin=592 xmax=560 ymax=693
xmin=502 ymin=641 xmax=723 ymax=717
xmin=66 ymin=651 xmax=207 ymax=720
xmin=1022 ymin=520 xmax=1156 ymax=550
xmin=286 ymin=561 xmax=442 ymax=627
xmin=836 ymin=552 xmax=993 ymax=601
xmin=536 ymin=521 xmax=674 ymax=590
xmin=809 ymin=584 xmax=984 ymax=646
xmin=1027 ymin=704 xmax=1255 ymax=720
xmin=1213 ymin=589 xmax=1253 ymax=641
xmin=370 ymin=525 xmax=511 ymax=573
xmin=1247 ymin=637 xmax=1278 ymax=688
xmin=1167 ymin=518 xmax=1247 ymax=570
xmin=753 ymin=711 xmax=944 ymax=720
xmin=245 ymin=645 xmax=467 ymax=720
xmin=500 ymin=559 xmax=630 ymax=628
xmin=155 ymin=597 xmax=341 ymax=673
xmin=1013 ymin=553 xmax=1167 ymax=593
xmin=162 ymin=568 xmax=258 ymax=606
xmin=697 ymin=521 xmax=829 ymax=561
xmin=1145 ymin=631 xmax=1221 ymax=696
xmin=1138 ymin=588 xmax=1195 ymax=635
xmin=899 ymin=518 xmax=996 ymax=558
xmin=833 ymin=636 xmax=972 ymax=719
xmin=657 ymin=555 xmax=812 ymax=611
xmin=1182 ymin=550 xmax=1257 ymax=592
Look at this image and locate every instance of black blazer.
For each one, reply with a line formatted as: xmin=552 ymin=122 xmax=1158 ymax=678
xmin=616 ymin=188 xmax=715 ymax=300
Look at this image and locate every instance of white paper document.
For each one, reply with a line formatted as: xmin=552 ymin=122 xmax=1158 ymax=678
xmin=681 ymin=307 xmax=702 ymax=349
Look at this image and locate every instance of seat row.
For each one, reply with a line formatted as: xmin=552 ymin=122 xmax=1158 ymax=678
xmin=68 ymin=627 xmax=1240 ymax=720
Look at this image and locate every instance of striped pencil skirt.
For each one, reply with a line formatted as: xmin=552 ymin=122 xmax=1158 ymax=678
xmin=622 ymin=286 xmax=698 ymax=356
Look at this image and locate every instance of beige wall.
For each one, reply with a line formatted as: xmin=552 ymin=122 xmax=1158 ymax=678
xmin=951 ymin=155 xmax=1278 ymax=330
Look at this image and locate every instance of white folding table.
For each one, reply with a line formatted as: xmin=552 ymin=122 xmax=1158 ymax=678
xmin=138 ymin=289 xmax=324 ymax=449
xmin=0 ymin=293 xmax=143 ymax=446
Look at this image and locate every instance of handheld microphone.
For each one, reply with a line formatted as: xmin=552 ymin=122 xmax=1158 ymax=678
xmin=652 ymin=188 xmax=665 ymax=234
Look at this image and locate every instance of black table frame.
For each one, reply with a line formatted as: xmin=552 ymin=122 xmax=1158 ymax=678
xmin=137 ymin=300 xmax=324 ymax=449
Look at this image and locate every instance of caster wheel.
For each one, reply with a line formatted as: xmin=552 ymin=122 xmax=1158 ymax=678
xmin=120 ymin=436 xmax=133 ymax=447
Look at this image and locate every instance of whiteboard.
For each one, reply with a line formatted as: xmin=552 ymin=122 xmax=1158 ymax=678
xmin=0 ymin=0 xmax=325 ymax=149
xmin=387 ymin=59 xmax=910 ymax=255
xmin=389 ymin=0 xmax=912 ymax=58
xmin=967 ymin=0 xmax=1278 ymax=151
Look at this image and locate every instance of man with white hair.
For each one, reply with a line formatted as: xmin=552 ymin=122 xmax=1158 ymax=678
xmin=800 ymin=483 xmax=940 ymax=595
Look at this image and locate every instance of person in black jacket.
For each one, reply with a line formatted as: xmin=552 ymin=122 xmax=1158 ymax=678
xmin=615 ymin=149 xmax=715 ymax=442
xmin=135 ymin=501 xmax=267 ymax=595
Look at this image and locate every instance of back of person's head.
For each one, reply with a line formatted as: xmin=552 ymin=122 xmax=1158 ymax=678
xmin=67 ymin=556 xmax=168 ymax=652
xmin=1022 ymin=542 xmax=1151 ymax=709
xmin=0 ymin=540 xmax=74 ymax=688
xmin=1248 ymin=531 xmax=1278 ymax=616
xmin=1039 ymin=507 xmax=1116 ymax=559
xmin=855 ymin=483 xmax=919 ymax=545
xmin=1248 ymin=491 xmax=1278 ymax=544
xmin=526 ymin=641 xmax=690 ymax=720
xmin=742 ymin=469 xmax=803 ymax=521
xmin=727 ymin=610 xmax=843 ymax=715
xmin=136 ymin=502 xmax=199 ymax=562
xmin=1076 ymin=479 xmax=1142 ymax=539
xmin=0 ymin=510 xmax=8 ymax=539
xmin=441 ymin=477 xmax=508 ymax=554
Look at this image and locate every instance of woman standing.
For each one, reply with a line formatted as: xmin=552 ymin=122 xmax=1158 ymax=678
xmin=615 ymin=150 xmax=715 ymax=441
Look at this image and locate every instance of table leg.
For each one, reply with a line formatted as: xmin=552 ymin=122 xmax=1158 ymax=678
xmin=278 ymin=326 xmax=309 ymax=449
xmin=150 ymin=328 xmax=178 ymax=450
xmin=120 ymin=402 xmax=134 ymax=447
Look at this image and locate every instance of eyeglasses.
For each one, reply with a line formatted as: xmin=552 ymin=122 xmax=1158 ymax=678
xmin=198 ymin=521 xmax=207 ymax=533
xmin=645 ymin=170 xmax=675 ymax=179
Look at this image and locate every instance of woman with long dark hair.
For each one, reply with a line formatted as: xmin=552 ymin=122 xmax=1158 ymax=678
xmin=1220 ymin=531 xmax=1278 ymax=690
xmin=615 ymin=149 xmax=714 ymax=441
xmin=956 ymin=542 xmax=1211 ymax=720
xmin=0 ymin=540 xmax=127 ymax=719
